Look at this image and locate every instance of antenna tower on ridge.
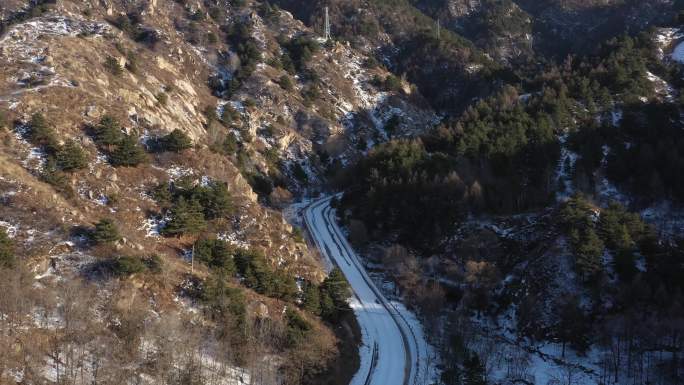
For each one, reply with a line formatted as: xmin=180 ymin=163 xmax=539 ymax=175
xmin=324 ymin=6 xmax=331 ymax=42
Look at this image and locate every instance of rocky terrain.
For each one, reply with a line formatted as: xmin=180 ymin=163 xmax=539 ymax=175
xmin=0 ymin=0 xmax=437 ymax=384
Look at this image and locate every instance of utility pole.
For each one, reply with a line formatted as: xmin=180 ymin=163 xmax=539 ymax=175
xmin=436 ymin=18 xmax=441 ymax=40
xmin=324 ymin=6 xmax=331 ymax=42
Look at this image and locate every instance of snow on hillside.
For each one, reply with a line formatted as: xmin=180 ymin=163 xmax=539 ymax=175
xmin=641 ymin=201 xmax=684 ymax=241
xmin=646 ymin=70 xmax=676 ymax=102
xmin=0 ymin=15 xmax=110 ymax=104
xmin=655 ymin=28 xmax=683 ymax=60
xmin=555 ymin=133 xmax=578 ymax=201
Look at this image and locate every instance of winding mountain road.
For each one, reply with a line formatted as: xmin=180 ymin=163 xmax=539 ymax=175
xmin=303 ymin=196 xmax=434 ymax=385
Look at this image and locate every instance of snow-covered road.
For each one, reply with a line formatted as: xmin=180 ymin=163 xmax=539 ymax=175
xmin=304 ymin=196 xmax=434 ymax=385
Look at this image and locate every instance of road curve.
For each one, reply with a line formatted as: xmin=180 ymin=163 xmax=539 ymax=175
xmin=304 ymin=196 xmax=433 ymax=385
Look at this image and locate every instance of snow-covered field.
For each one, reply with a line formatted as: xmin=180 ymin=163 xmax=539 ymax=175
xmin=304 ymin=196 xmax=438 ymax=385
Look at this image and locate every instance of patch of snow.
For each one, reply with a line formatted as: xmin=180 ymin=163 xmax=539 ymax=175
xmin=640 ymin=201 xmax=684 ymax=240
xmin=645 ymin=70 xmax=676 ymax=102
xmin=200 ymin=175 xmax=211 ymax=187
xmin=655 ymin=28 xmax=683 ymax=60
xmin=555 ymin=134 xmax=578 ymax=201
xmin=138 ymin=215 xmax=169 ymax=238
xmin=217 ymin=232 xmax=250 ymax=249
xmin=518 ymin=93 xmax=532 ymax=102
xmin=0 ymin=221 xmax=19 ymax=238
xmin=595 ymin=145 xmax=631 ymax=206
xmin=611 ymin=109 xmax=623 ymax=127
xmin=0 ymin=15 xmax=111 ymax=99
xmin=7 ymin=368 xmax=24 ymax=383
xmin=165 ymin=165 xmax=195 ymax=181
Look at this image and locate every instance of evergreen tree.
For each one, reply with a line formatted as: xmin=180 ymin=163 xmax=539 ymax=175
xmin=556 ymin=296 xmax=590 ymax=356
xmin=56 ymin=139 xmax=88 ymax=171
xmin=320 ymin=267 xmax=351 ymax=318
xmin=285 ymin=308 xmax=311 ymax=348
xmin=194 ymin=238 xmax=236 ymax=274
xmin=161 ymin=197 xmax=207 ymax=236
xmin=160 ymin=129 xmax=192 ymax=152
xmin=91 ymin=218 xmax=121 ymax=244
xmin=198 ymin=182 xmax=233 ymax=219
xmin=572 ymin=228 xmax=604 ymax=279
xmin=28 ymin=113 xmax=58 ymax=152
xmin=109 ymin=255 xmax=147 ymax=276
xmin=278 ymin=74 xmax=293 ymax=91
xmin=613 ymin=248 xmax=638 ymax=283
xmin=95 ymin=115 xmax=124 ymax=147
xmin=109 ymin=134 xmax=147 ymax=167
xmin=320 ymin=289 xmax=335 ymax=319
xmin=41 ymin=157 xmax=72 ymax=196
xmin=221 ymin=133 xmax=239 ymax=154
xmin=463 ymin=353 xmax=486 ymax=385
xmin=599 ymin=202 xmax=644 ymax=250
xmin=249 ymin=257 xmax=276 ymax=295
xmin=151 ymin=182 xmax=173 ymax=208
xmin=302 ymin=282 xmax=322 ymax=316
xmin=202 ymin=272 xmax=247 ymax=337
xmin=0 ymin=228 xmax=15 ymax=268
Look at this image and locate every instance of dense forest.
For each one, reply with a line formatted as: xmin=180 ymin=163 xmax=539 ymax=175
xmin=333 ymin=6 xmax=684 ymax=384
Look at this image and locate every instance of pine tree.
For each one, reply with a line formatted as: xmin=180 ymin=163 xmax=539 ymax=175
xmin=556 ymin=296 xmax=589 ymax=356
xmin=285 ymin=308 xmax=311 ymax=348
xmin=161 ymin=197 xmax=207 ymax=236
xmin=202 ymin=271 xmax=246 ymax=329
xmin=0 ymin=228 xmax=15 ymax=268
xmin=194 ymin=238 xmax=236 ymax=274
xmin=320 ymin=290 xmax=335 ymax=319
xmin=160 ymin=129 xmax=192 ymax=152
xmin=221 ymin=133 xmax=239 ymax=154
xmin=273 ymin=273 xmax=299 ymax=302
xmin=278 ymin=74 xmax=293 ymax=91
xmin=320 ymin=267 xmax=351 ymax=317
xmin=56 ymin=139 xmax=88 ymax=171
xmin=91 ymin=218 xmax=121 ymax=244
xmin=40 ymin=158 xmax=72 ymax=196
xmin=199 ymin=182 xmax=233 ymax=219
xmin=28 ymin=113 xmax=58 ymax=152
xmin=109 ymin=134 xmax=147 ymax=167
xmin=151 ymin=182 xmax=173 ymax=208
xmin=463 ymin=353 xmax=486 ymax=385
xmin=95 ymin=115 xmax=124 ymax=147
xmin=573 ymin=228 xmax=604 ymax=279
xmin=302 ymin=282 xmax=322 ymax=316
xmin=613 ymin=248 xmax=638 ymax=283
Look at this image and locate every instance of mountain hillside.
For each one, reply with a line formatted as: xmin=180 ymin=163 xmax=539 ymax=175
xmin=2 ymin=1 xmax=684 ymax=385
xmin=0 ymin=0 xmax=436 ymax=384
